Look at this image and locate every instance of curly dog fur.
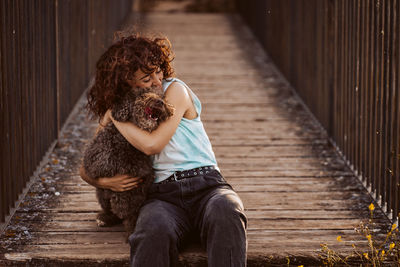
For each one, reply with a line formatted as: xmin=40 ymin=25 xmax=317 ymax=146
xmin=83 ymin=86 xmax=174 ymax=239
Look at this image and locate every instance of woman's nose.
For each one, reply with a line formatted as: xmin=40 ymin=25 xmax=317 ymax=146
xmin=153 ymin=79 xmax=161 ymax=87
xmin=151 ymin=73 xmax=162 ymax=87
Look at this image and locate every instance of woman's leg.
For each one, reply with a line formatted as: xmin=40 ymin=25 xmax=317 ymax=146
xmin=128 ymin=199 xmax=192 ymax=267
xmin=196 ymin=186 xmax=248 ymax=267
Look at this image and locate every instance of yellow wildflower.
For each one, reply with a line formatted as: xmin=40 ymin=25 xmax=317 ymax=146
xmin=336 ymin=236 xmax=342 ymax=242
xmin=363 ymin=252 xmax=369 ymax=259
xmin=389 ymin=242 xmax=395 ymax=250
xmin=369 ymin=203 xmax=375 ymax=211
xmin=381 ymin=250 xmax=385 ymax=256
xmin=366 ymin=234 xmax=372 ymax=241
xmin=298 ymin=265 xmax=304 ymax=267
xmin=392 ymin=223 xmax=397 ymax=231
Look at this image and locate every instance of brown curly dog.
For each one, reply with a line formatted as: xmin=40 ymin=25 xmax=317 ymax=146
xmin=83 ymin=86 xmax=174 ymax=239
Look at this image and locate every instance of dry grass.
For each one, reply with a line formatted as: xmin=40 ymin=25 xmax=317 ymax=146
xmin=318 ymin=204 xmax=399 ymax=266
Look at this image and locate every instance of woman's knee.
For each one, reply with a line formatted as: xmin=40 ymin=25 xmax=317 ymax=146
xmin=128 ymin=201 xmax=181 ymax=247
xmin=204 ymin=189 xmax=247 ymax=229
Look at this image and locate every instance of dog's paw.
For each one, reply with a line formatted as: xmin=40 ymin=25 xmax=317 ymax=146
xmin=96 ymin=218 xmax=107 ymax=227
xmin=96 ymin=212 xmax=123 ymax=227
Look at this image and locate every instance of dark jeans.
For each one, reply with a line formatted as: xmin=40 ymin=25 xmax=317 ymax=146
xmin=128 ymin=170 xmax=248 ymax=267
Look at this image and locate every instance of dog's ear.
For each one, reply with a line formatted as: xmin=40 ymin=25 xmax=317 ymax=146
xmin=111 ymin=93 xmax=134 ymax=122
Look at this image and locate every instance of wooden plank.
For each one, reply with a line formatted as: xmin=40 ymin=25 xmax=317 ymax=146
xmin=226 ymin=176 xmax=359 ymax=184
xmin=209 ymin=138 xmax=329 ymax=146
xmin=22 ymin=189 xmax=372 ymax=205
xmin=213 ymin=145 xmax=337 ymax=157
xmin=203 ymin=121 xmax=316 ymax=128
xmin=15 ymin=218 xmax=384 ymax=233
xmin=221 ymin=170 xmax=353 ymax=177
xmin=216 ymin=164 xmax=346 ymax=171
xmin=10 ymin=231 xmax=370 ymax=249
xmin=43 ymin=201 xmax=367 ymax=212
xmin=231 ymin=184 xmax=363 ymax=192
xmin=202 ymin=115 xmax=316 ymax=121
xmin=216 ymin=157 xmax=344 ymax=167
xmin=30 ymin=179 xmax=363 ymax=193
xmin=13 ymin=208 xmax=375 ymax=222
xmin=2 ymin=241 xmax=367 ymax=262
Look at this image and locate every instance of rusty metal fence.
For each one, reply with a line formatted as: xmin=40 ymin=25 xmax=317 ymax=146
xmin=0 ymin=0 xmax=133 ymax=224
xmin=236 ymin=0 xmax=400 ymax=222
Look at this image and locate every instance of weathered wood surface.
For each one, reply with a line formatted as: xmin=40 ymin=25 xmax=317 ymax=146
xmin=0 ymin=9 xmax=390 ymax=267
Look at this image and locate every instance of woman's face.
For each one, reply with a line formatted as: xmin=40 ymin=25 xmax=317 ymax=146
xmin=133 ymin=66 xmax=163 ymax=90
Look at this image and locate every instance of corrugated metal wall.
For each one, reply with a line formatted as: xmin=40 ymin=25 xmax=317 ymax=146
xmin=0 ymin=0 xmax=133 ymax=223
xmin=236 ymin=0 xmax=400 ymax=221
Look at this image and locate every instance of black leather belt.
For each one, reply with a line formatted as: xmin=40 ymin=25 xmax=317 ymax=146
xmin=157 ymin=166 xmax=216 ymax=184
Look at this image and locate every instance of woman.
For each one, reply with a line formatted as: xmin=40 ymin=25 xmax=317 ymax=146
xmin=79 ymin=34 xmax=247 ymax=267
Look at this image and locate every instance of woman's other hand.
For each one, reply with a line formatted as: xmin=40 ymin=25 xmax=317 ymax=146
xmin=79 ymin=165 xmax=142 ymax=192
xmin=98 ymin=174 xmax=143 ymax=192
xmin=95 ymin=110 xmax=113 ymax=135
xmin=102 ymin=109 xmax=112 ymax=125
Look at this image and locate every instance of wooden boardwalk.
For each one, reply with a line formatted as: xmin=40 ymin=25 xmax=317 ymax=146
xmin=0 ymin=11 xmax=390 ymax=266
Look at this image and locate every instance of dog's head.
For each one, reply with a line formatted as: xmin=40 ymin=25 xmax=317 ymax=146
xmin=112 ymin=86 xmax=175 ymax=132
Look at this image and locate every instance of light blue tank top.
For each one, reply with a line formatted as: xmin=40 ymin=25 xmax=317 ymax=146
xmin=151 ymin=77 xmax=219 ymax=183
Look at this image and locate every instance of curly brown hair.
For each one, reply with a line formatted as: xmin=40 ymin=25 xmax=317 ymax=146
xmin=86 ymin=34 xmax=175 ymax=120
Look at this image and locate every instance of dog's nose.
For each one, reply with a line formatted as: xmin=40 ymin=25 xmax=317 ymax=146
xmin=154 ymin=99 xmax=163 ymax=107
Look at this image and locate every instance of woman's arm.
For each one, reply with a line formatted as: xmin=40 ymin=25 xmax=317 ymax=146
xmin=106 ymin=82 xmax=192 ymax=155
xmin=79 ymin=165 xmax=143 ymax=192
xmin=79 ymin=165 xmax=101 ymax=187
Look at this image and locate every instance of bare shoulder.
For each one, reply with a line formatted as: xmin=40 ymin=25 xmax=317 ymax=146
xmin=164 ymin=81 xmax=191 ymax=104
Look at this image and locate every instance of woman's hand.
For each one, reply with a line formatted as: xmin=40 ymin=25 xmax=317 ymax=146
xmin=98 ymin=174 xmax=143 ymax=192
xmin=79 ymin=165 xmax=142 ymax=192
